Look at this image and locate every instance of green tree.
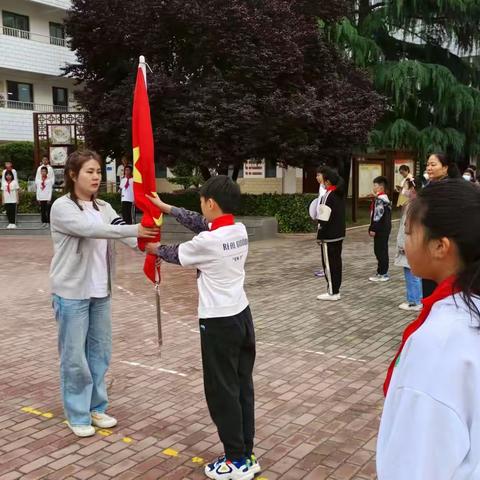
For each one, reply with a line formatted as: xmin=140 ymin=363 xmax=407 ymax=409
xmin=65 ymin=0 xmax=384 ymax=176
xmin=326 ymin=0 xmax=480 ymax=166
xmin=0 ymin=142 xmax=35 ymax=177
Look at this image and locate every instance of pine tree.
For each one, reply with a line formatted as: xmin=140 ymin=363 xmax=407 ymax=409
xmin=326 ymin=0 xmax=480 ymax=165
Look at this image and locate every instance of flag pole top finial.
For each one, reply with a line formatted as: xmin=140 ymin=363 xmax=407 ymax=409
xmin=139 ymin=55 xmax=146 ymax=65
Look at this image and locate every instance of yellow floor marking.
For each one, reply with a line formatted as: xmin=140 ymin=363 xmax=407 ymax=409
xmin=192 ymin=457 xmax=204 ymax=464
xmin=163 ymin=448 xmax=179 ymax=457
xmin=20 ymin=407 xmax=133 ymax=443
xmin=21 ymin=406 xmax=53 ymax=418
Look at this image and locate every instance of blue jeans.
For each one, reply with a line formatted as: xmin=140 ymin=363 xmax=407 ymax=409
xmin=403 ymin=267 xmax=422 ymax=305
xmin=52 ymin=294 xmax=112 ymax=426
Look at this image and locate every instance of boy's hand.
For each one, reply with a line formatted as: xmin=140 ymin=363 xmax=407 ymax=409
xmin=369 ymin=231 xmax=376 ymax=237
xmin=145 ymin=242 xmax=160 ymax=255
xmin=138 ymin=224 xmax=160 ymax=239
xmin=146 ymin=194 xmax=172 ymax=214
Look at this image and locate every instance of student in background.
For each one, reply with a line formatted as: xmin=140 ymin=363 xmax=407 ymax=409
xmin=395 ymin=164 xmax=414 ymax=207
xmin=394 ymin=178 xmax=422 ymax=311
xmin=119 ymin=165 xmax=135 ymax=224
xmin=315 ymin=166 xmax=346 ymax=301
xmin=313 ymin=168 xmax=327 ymax=278
xmin=1 ymin=170 xmax=19 ymax=229
xmin=377 ymin=179 xmax=480 ymax=480
xmin=368 ymin=176 xmax=392 ymax=282
xmin=35 ymin=156 xmax=54 ymax=183
xmin=35 ymin=166 xmax=54 ymax=227
xmin=1 ymin=161 xmax=18 ymax=184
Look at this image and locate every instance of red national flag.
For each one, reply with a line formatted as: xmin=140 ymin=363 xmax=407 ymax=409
xmin=132 ymin=65 xmax=163 ymax=283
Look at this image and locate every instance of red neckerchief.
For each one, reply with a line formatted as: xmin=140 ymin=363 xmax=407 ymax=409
xmin=41 ymin=176 xmax=46 ymax=190
xmin=6 ymin=179 xmax=11 ymax=194
xmin=125 ymin=175 xmax=132 ymax=189
xmin=383 ymin=275 xmax=460 ymax=396
xmin=326 ymin=185 xmax=337 ymax=192
xmin=210 ymin=214 xmax=235 ymax=231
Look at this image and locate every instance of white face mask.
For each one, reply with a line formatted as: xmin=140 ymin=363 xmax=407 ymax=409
xmin=463 ymin=174 xmax=472 ymax=181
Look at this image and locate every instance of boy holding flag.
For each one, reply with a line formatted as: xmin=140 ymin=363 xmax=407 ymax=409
xmin=145 ymin=176 xmax=259 ymax=480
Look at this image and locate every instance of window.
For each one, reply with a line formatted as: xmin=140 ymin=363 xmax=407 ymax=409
xmin=49 ymin=22 xmax=65 ymax=46
xmin=2 ymin=11 xmax=30 ymax=39
xmin=6 ymin=81 xmax=33 ymax=109
xmin=52 ymin=87 xmax=68 ymax=112
xmin=155 ymin=163 xmax=167 ymax=178
xmin=265 ymin=159 xmax=277 ymax=178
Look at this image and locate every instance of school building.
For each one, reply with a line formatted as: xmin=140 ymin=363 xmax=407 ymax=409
xmin=0 ymin=0 xmax=78 ymax=143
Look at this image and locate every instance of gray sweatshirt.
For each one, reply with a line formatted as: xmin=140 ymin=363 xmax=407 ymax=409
xmin=50 ymin=195 xmax=138 ymax=299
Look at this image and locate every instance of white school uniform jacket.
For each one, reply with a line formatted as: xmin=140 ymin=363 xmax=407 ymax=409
xmin=35 ymin=165 xmax=54 ymax=183
xmin=377 ymin=294 xmax=480 ymax=480
xmin=35 ymin=177 xmax=54 ymax=201
xmin=119 ymin=177 xmax=134 ymax=203
xmin=178 ymin=222 xmax=249 ymax=318
xmin=1 ymin=180 xmax=19 ymax=203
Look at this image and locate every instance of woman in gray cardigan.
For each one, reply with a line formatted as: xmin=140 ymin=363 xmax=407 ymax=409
xmin=50 ymin=150 xmax=158 ymax=438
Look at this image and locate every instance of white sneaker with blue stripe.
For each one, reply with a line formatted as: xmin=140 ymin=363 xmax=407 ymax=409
xmin=204 ymin=456 xmax=254 ymax=480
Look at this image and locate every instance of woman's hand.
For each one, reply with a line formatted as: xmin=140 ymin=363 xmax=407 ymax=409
xmin=145 ymin=242 xmax=160 ymax=255
xmin=146 ymin=194 xmax=172 ymax=214
xmin=137 ymin=224 xmax=160 ymax=239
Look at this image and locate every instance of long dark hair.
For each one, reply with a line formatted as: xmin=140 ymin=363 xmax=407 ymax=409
xmin=408 ymin=179 xmax=480 ymax=320
xmin=317 ymin=166 xmax=345 ymax=196
xmin=429 ymin=153 xmax=461 ymax=179
xmin=65 ymin=150 xmax=102 ymax=210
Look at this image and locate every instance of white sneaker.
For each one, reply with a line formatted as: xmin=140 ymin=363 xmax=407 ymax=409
xmin=399 ymin=302 xmax=422 ymax=311
xmin=205 ymin=456 xmax=254 ymax=480
xmin=67 ymin=422 xmax=95 ymax=437
xmin=369 ymin=274 xmax=389 ymax=282
xmin=91 ymin=411 xmax=117 ymax=428
xmin=316 ymin=293 xmax=341 ymax=301
xmin=6 ymin=224 xmax=13 ymax=229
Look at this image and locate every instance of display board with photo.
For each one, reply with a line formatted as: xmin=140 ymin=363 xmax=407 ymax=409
xmin=49 ymin=125 xmax=72 ymax=145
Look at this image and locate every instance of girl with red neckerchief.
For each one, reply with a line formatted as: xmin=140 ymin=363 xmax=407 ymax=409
xmin=35 ymin=166 xmax=54 ymax=227
xmin=119 ymin=165 xmax=135 ymax=224
xmin=1 ymin=170 xmax=19 ymax=229
xmin=377 ymin=179 xmax=480 ymax=480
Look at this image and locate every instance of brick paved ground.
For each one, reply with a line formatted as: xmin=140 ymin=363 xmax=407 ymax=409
xmin=0 ymin=222 xmax=414 ymax=480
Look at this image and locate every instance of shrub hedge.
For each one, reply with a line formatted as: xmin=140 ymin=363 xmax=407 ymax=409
xmin=8 ymin=190 xmax=378 ymax=233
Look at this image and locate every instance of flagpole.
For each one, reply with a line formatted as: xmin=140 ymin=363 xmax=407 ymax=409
xmin=139 ymin=55 xmax=147 ymax=89
xmin=138 ymin=54 xmax=162 ymax=346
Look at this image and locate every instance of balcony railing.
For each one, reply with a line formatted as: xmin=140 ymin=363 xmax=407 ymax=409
xmin=0 ymin=99 xmax=75 ymax=112
xmin=1 ymin=26 xmax=67 ymax=47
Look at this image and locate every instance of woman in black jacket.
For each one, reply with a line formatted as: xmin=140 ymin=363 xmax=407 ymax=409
xmin=422 ymin=153 xmax=461 ymax=298
xmin=316 ymin=166 xmax=346 ymax=301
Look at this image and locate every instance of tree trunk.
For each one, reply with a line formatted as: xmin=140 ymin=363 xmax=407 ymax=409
xmin=232 ymin=165 xmax=240 ymax=182
xmin=200 ymin=165 xmax=211 ymax=181
xmin=358 ymin=0 xmax=371 ymax=25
